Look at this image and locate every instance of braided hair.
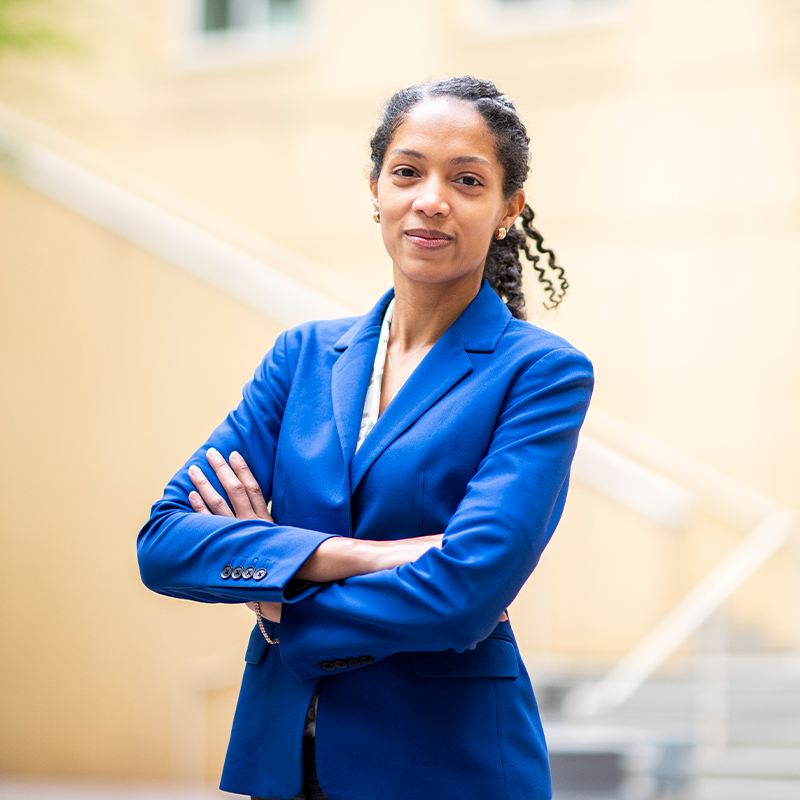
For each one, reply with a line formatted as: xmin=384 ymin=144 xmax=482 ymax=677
xmin=369 ymin=77 xmax=567 ymax=319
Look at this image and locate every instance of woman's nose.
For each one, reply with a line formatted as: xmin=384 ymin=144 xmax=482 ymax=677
xmin=411 ymin=177 xmax=449 ymax=217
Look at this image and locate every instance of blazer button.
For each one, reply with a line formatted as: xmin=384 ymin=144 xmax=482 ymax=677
xmin=359 ymin=655 xmax=374 ymax=665
xmin=242 ymin=567 xmax=255 ymax=579
xmin=231 ymin=566 xmax=243 ymax=579
xmin=220 ymin=565 xmax=233 ymax=579
xmin=333 ymin=659 xmax=348 ymax=670
xmin=347 ymin=657 xmax=361 ymax=667
xmin=320 ymin=661 xmax=336 ymax=671
xmin=253 ymin=568 xmax=267 ymax=581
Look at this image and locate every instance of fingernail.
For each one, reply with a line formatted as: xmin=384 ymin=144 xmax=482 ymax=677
xmin=207 ymin=447 xmax=218 ymax=457
xmin=230 ymin=451 xmax=241 ymax=462
xmin=188 ymin=465 xmax=200 ymax=477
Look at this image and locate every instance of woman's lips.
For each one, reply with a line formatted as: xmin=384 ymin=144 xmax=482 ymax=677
xmin=405 ymin=228 xmax=453 ymax=249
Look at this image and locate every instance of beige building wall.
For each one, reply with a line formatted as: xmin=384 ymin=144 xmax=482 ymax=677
xmin=1 ymin=0 xmax=798 ymax=783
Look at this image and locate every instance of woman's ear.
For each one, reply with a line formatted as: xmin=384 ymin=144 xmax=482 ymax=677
xmin=370 ymin=174 xmax=379 ymax=209
xmin=501 ymin=189 xmax=525 ymax=230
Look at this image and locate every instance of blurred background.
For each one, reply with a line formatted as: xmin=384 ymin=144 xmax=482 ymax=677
xmin=0 ymin=0 xmax=798 ymax=798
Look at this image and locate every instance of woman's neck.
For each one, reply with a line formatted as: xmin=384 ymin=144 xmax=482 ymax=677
xmin=389 ymin=268 xmax=482 ymax=354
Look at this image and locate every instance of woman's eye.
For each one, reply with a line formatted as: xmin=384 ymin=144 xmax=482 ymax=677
xmin=457 ymin=175 xmax=483 ymax=187
xmin=394 ymin=167 xmax=417 ymax=178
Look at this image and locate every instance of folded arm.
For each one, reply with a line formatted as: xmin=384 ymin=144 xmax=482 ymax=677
xmin=137 ymin=331 xmax=338 ymax=605
xmin=277 ymin=347 xmax=593 ymax=680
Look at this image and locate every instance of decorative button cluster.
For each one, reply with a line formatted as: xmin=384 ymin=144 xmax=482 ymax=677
xmin=320 ymin=655 xmax=374 ymax=672
xmin=220 ymin=565 xmax=267 ymax=580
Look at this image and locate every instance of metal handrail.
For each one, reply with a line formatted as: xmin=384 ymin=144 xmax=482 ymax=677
xmin=565 ymin=408 xmax=797 ymax=717
xmin=564 ymin=509 xmax=795 ymax=716
xmin=0 ymin=102 xmax=375 ymax=327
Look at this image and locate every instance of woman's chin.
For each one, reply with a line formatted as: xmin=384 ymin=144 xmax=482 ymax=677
xmin=393 ymin=260 xmax=483 ymax=289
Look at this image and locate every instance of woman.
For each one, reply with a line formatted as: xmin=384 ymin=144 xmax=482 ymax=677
xmin=138 ymin=77 xmax=593 ymax=800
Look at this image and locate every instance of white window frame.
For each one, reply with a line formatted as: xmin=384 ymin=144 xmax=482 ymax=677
xmin=464 ymin=0 xmax=635 ymax=39
xmin=168 ymin=0 xmax=314 ymax=71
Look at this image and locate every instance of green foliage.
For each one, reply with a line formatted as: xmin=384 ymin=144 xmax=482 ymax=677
xmin=0 ymin=0 xmax=73 ymax=55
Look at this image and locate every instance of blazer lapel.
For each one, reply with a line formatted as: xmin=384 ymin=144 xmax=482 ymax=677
xmin=330 ymin=290 xmax=394 ymax=470
xmin=349 ymin=280 xmax=512 ymax=494
xmin=349 ymin=326 xmax=473 ymax=493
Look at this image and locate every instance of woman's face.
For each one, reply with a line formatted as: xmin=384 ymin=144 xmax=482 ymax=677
xmin=371 ymin=97 xmax=524 ymax=292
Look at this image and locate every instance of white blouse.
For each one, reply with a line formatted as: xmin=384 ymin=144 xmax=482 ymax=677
xmin=356 ymin=297 xmax=395 ymax=451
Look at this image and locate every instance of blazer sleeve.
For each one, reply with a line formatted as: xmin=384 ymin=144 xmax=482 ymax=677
xmin=278 ymin=346 xmax=594 ymax=680
xmin=136 ymin=330 xmax=338 ymax=604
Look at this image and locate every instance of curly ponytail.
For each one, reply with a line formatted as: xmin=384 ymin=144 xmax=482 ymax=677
xmin=370 ymin=76 xmax=568 ymax=320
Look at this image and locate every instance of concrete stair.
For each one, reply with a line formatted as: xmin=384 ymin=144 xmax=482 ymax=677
xmin=537 ymin=650 xmax=800 ymax=799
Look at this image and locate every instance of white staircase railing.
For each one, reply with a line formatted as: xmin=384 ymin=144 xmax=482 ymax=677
xmin=564 ymin=508 xmax=794 ymax=716
xmin=0 ymin=102 xmax=373 ymax=328
xmin=565 ymin=409 xmax=797 ymax=717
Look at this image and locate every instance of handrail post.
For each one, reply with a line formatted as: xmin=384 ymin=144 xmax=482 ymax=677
xmin=791 ymin=523 xmax=800 ymax=653
xmin=694 ymin=609 xmax=729 ymax=766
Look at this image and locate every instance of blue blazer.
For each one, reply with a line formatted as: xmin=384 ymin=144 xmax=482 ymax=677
xmin=138 ymin=280 xmax=593 ymax=800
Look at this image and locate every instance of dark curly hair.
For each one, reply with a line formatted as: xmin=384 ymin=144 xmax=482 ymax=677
xmin=369 ymin=77 xmax=568 ymax=319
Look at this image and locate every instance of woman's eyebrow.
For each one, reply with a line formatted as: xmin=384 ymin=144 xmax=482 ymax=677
xmin=389 ymin=148 xmax=426 ymax=160
xmin=450 ymin=155 xmax=493 ymax=170
xmin=387 ymin=149 xmax=493 ymax=170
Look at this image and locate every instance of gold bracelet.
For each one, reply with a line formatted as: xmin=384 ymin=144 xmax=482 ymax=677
xmin=254 ymin=601 xmax=279 ymax=645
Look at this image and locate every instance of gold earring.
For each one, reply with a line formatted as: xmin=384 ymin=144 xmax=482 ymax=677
xmin=495 ymin=227 xmax=508 ymax=240
xmin=373 ymin=209 xmax=380 ymax=223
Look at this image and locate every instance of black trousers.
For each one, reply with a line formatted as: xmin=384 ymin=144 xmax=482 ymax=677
xmin=251 ymin=737 xmax=331 ymax=800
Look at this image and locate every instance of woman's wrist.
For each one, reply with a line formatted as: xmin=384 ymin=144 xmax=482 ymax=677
xmin=294 ymin=536 xmax=440 ymax=583
xmin=294 ymin=537 xmax=376 ymax=583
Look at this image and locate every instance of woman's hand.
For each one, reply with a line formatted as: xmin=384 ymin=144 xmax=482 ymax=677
xmin=188 ymin=449 xmax=278 ymax=620
xmin=188 ymin=448 xmax=273 ymax=522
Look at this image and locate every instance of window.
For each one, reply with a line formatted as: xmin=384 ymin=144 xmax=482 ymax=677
xmin=470 ymin=0 xmax=631 ymax=36
xmin=173 ymin=0 xmax=307 ymax=69
xmin=494 ymin=0 xmax=617 ymax=9
xmin=201 ymin=0 xmax=302 ymax=34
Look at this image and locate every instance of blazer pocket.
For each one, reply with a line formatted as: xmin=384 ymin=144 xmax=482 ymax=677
xmin=244 ymin=622 xmax=275 ymax=665
xmin=411 ymin=636 xmax=519 ymax=679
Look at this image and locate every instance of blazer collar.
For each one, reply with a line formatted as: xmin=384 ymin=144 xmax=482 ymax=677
xmin=452 ymin=278 xmax=513 ymax=352
xmin=331 ymin=280 xmax=512 ymax=494
xmin=334 ymin=280 xmax=511 ymax=354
